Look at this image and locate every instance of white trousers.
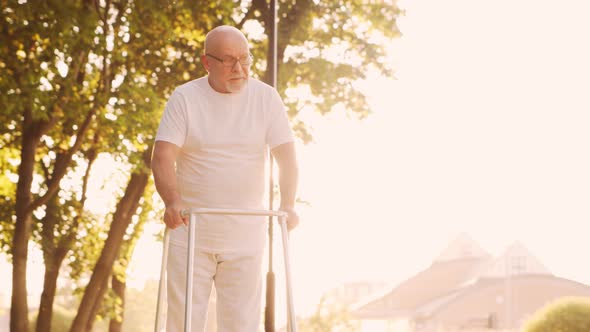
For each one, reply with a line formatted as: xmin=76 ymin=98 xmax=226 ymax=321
xmin=166 ymin=242 xmax=264 ymax=332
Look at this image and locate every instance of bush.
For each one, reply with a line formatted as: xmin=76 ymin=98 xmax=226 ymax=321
xmin=524 ymin=297 xmax=590 ymax=332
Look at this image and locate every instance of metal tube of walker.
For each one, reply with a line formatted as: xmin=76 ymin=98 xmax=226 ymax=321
xmin=154 ymin=228 xmax=170 ymax=332
xmin=280 ymin=216 xmax=297 ymax=332
xmin=184 ymin=213 xmax=197 ymax=332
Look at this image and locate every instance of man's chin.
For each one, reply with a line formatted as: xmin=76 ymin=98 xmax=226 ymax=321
xmin=226 ymin=79 xmax=247 ymax=93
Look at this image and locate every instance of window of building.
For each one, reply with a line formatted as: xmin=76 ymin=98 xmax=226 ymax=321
xmin=510 ymin=256 xmax=526 ymax=275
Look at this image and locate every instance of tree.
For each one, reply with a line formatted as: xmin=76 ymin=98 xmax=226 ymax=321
xmin=1 ymin=0 xmax=401 ymax=330
xmin=524 ymin=297 xmax=590 ymax=332
xmin=106 ymin=188 xmax=153 ymax=332
xmin=1 ymin=1 xmax=217 ymax=330
xmin=1 ymin=2 xmax=105 ymax=331
xmin=33 ymin=142 xmax=100 ymax=332
xmin=69 ymin=149 xmax=151 ymax=331
xmin=245 ymin=0 xmax=402 ymax=141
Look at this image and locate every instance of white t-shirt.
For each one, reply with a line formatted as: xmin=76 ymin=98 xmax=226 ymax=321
xmin=155 ymin=77 xmax=294 ymax=253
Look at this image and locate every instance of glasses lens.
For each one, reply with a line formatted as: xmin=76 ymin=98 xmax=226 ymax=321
xmin=240 ymin=54 xmax=253 ymax=65
xmin=221 ymin=55 xmax=253 ymax=67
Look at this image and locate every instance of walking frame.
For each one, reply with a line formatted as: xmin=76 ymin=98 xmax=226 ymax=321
xmin=154 ymin=208 xmax=297 ymax=332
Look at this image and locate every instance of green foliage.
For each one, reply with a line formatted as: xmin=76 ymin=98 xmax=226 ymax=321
xmin=1 ymin=1 xmax=97 ymax=122
xmin=2 ymin=0 xmax=402 ymax=328
xmin=296 ymin=295 xmax=361 ymax=332
xmin=68 ymin=210 xmax=108 ymax=288
xmin=95 ymin=287 xmax=124 ymax=324
xmin=273 ymin=0 xmax=402 ymax=141
xmin=0 ymin=145 xmax=18 ymax=254
xmin=0 ymin=193 xmax=15 ymax=255
xmin=524 ymin=297 xmax=590 ymax=332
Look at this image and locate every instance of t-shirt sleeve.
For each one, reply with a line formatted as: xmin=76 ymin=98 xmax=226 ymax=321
xmin=155 ymin=90 xmax=187 ymax=148
xmin=266 ymin=89 xmax=294 ymax=149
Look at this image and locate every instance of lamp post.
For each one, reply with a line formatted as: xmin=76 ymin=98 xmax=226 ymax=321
xmin=265 ymin=1 xmax=278 ymax=331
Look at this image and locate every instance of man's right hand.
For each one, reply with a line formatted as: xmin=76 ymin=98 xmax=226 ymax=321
xmin=163 ymin=201 xmax=188 ymax=229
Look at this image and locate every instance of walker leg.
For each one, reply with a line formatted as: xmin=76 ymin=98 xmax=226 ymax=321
xmin=154 ymin=228 xmax=170 ymax=332
xmin=185 ymin=214 xmax=197 ymax=332
xmin=265 ymin=217 xmax=275 ymax=332
xmin=279 ymin=217 xmax=297 ymax=332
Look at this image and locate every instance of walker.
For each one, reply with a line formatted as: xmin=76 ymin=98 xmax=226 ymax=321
xmin=154 ymin=208 xmax=297 ymax=332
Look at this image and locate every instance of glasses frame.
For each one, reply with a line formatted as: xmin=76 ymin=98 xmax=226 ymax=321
xmin=205 ymin=53 xmax=254 ymax=68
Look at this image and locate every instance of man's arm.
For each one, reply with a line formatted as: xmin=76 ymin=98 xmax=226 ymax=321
xmin=271 ymin=142 xmax=299 ymax=230
xmin=151 ymin=141 xmax=187 ymax=229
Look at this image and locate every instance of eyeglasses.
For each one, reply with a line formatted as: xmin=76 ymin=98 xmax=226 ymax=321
xmin=205 ymin=53 xmax=254 ymax=68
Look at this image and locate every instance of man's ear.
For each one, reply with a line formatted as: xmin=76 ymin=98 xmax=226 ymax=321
xmin=201 ymin=54 xmax=210 ymax=72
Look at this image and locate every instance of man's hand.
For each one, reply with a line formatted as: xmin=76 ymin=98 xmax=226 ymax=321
xmin=163 ymin=200 xmax=188 ymax=229
xmin=280 ymin=207 xmax=299 ymax=231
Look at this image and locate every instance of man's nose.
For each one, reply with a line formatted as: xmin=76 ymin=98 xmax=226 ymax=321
xmin=231 ymin=61 xmax=244 ymax=73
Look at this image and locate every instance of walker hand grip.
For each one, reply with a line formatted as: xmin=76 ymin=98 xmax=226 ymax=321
xmin=181 ymin=207 xmax=287 ymax=218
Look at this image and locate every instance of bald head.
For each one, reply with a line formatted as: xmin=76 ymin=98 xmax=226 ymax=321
xmin=202 ymin=26 xmax=251 ymax=94
xmin=204 ymin=26 xmax=249 ymax=54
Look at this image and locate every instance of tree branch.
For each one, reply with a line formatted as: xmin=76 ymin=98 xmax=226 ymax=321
xmin=236 ymin=0 xmax=267 ymax=30
xmin=39 ymin=157 xmax=50 ymax=182
xmin=27 ymin=0 xmax=119 ymax=213
xmin=277 ymin=0 xmax=314 ymax=65
xmin=27 ymin=105 xmax=98 ymax=213
xmin=57 ymin=137 xmax=98 ymax=251
xmin=94 ymin=0 xmax=107 ymax=24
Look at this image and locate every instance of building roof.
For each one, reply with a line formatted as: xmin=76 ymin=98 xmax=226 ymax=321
xmin=413 ymin=274 xmax=590 ymax=319
xmin=480 ymin=241 xmax=551 ymax=278
xmin=434 ymin=233 xmax=489 ymax=262
xmin=352 ymin=233 xmax=492 ymax=319
xmin=353 ymin=256 xmax=491 ymax=319
xmin=352 ymin=235 xmax=576 ymax=322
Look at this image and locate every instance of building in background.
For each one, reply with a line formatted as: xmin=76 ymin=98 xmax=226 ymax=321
xmin=352 ymin=234 xmax=590 ymax=332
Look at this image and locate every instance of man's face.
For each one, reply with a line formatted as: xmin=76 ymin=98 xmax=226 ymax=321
xmin=203 ymin=33 xmax=251 ymax=93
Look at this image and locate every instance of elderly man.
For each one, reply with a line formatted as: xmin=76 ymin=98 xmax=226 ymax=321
xmin=151 ymin=26 xmax=299 ymax=331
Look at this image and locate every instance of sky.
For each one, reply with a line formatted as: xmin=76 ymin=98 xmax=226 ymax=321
xmin=2 ymin=0 xmax=590 ymax=326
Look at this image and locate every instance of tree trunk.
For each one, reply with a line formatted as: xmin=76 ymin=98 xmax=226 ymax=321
xmin=36 ymin=193 xmax=59 ymax=332
xmin=36 ymin=225 xmax=71 ymax=332
xmin=108 ymin=275 xmax=126 ymax=332
xmin=35 ymin=258 xmax=61 ymax=332
xmin=85 ymin=275 xmax=109 ymax=332
xmin=69 ymin=170 xmax=149 ymax=332
xmin=11 ymin=123 xmax=41 ymax=332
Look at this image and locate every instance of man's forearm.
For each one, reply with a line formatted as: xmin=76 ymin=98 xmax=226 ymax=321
xmin=271 ymin=142 xmax=299 ymax=210
xmin=152 ymin=156 xmax=181 ymax=206
xmin=151 ymin=141 xmax=187 ymax=228
xmin=278 ymin=162 xmax=298 ymax=210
